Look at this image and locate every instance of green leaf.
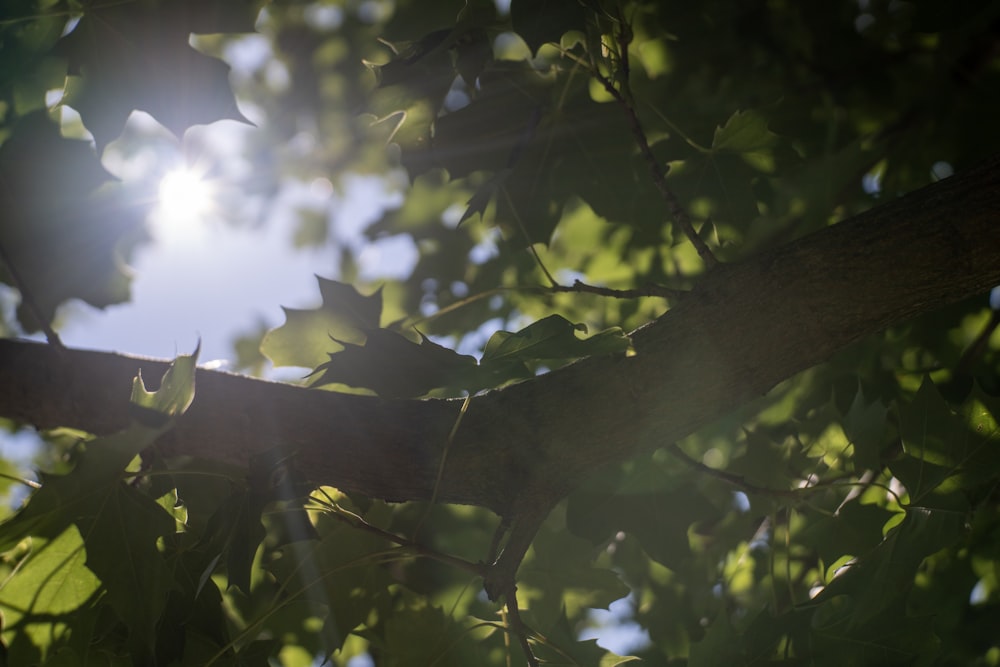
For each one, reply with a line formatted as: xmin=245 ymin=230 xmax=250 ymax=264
xmin=261 ymin=277 xmax=383 ymax=370
xmin=0 ymin=528 xmax=101 ymax=662
xmin=530 ymin=616 xmax=637 ymax=667
xmin=510 ymin=0 xmax=588 ymax=54
xmin=0 ymin=446 xmax=180 ymax=660
xmin=727 ymin=427 xmax=793 ymax=492
xmin=268 ymin=510 xmax=394 ymax=654
xmin=519 ymin=522 xmax=629 ymax=632
xmin=382 ymin=607 xmax=489 ymax=666
xmin=309 ymin=314 xmax=628 ymax=396
xmin=0 ymin=351 xmax=196 ymax=655
xmin=809 ymin=600 xmax=941 ymax=667
xmin=129 ymin=344 xmax=200 ymax=425
xmin=812 ymin=506 xmax=964 ymax=630
xmin=688 ymin=610 xmax=742 ymax=667
xmin=892 ymin=377 xmax=1000 ymax=506
xmin=412 ymin=60 xmax=666 ymax=243
xmin=57 ymin=0 xmax=252 ymax=147
xmin=76 ymin=483 xmax=176 ymax=659
xmin=567 ymin=485 xmax=722 ymax=570
xmin=0 ymin=7 xmax=68 ymax=116
xmin=198 ymin=489 xmax=266 ymax=594
xmin=795 ymin=501 xmax=896 ymax=568
xmin=0 ymin=111 xmax=146 ymax=331
xmin=0 ymin=427 xmax=173 ymax=553
xmin=711 ymin=109 xmax=780 ymax=155
xmin=840 ymin=387 xmax=888 ymax=471
xmin=652 ymin=108 xmax=793 ymax=241
xmin=310 ymin=328 xmax=478 ymax=397
xmin=482 ymin=314 xmax=630 ymax=370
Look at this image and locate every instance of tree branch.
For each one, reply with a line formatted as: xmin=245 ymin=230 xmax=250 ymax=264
xmin=1 ymin=156 xmax=999 ymax=525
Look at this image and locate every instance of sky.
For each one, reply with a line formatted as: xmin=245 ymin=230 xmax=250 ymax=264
xmin=55 ymin=163 xmax=403 ymax=366
xmin=44 ymin=114 xmax=406 ymax=370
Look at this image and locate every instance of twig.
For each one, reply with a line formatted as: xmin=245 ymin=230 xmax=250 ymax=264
xmin=503 ymin=586 xmax=539 ymax=667
xmin=487 ymin=516 xmax=511 ymax=564
xmin=665 ymin=442 xmax=801 ymax=497
xmin=613 ymin=3 xmax=633 ymax=102
xmin=500 ymin=188 xmax=559 ymax=287
xmin=413 ymin=394 xmax=471 ymax=540
xmin=405 ymin=278 xmax=686 ymax=329
xmin=552 ymin=279 xmax=687 ymax=301
xmin=0 ymin=240 xmax=65 ymax=348
xmin=589 ymin=33 xmax=719 ymax=267
xmin=311 ymin=491 xmax=487 ymax=578
xmin=0 ymin=471 xmax=40 ymax=489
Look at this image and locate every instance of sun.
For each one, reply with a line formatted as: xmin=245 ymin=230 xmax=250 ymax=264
xmin=156 ymin=166 xmax=215 ymax=230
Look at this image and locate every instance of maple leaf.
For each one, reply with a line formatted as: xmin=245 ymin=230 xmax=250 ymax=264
xmin=0 ymin=112 xmax=146 ymax=329
xmin=57 ymin=0 xmax=254 ymax=147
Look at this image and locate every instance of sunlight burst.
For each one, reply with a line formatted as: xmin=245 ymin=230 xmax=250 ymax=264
xmin=156 ymin=167 xmax=215 ymax=227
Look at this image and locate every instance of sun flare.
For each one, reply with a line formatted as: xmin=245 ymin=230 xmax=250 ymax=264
xmin=157 ymin=167 xmax=214 ymax=224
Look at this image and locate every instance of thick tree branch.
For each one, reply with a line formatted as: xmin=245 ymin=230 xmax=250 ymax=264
xmin=1 ymin=156 xmax=999 ymax=524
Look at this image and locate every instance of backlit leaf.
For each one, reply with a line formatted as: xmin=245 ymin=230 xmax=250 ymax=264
xmin=261 ymin=277 xmax=383 ymax=370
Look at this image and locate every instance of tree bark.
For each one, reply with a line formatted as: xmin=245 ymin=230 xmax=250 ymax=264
xmin=1 ymin=155 xmax=999 ymax=521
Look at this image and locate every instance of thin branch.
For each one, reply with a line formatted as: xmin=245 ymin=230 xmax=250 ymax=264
xmin=503 ymin=586 xmax=539 ymax=667
xmin=0 ymin=471 xmax=41 ymax=489
xmin=311 ymin=491 xmax=487 ymax=578
xmin=613 ymin=3 xmax=633 ymax=101
xmin=412 ymin=394 xmax=471 ymax=540
xmin=552 ymin=279 xmax=687 ymax=301
xmin=665 ymin=442 xmax=802 ymax=498
xmin=666 ymin=442 xmax=903 ymax=507
xmin=405 ymin=279 xmax=686 ymax=329
xmin=589 ymin=48 xmax=719 ymax=267
xmin=0 ymin=240 xmax=64 ymax=349
xmin=499 ymin=187 xmax=559 ymax=287
xmin=487 ymin=516 xmax=511 ymax=564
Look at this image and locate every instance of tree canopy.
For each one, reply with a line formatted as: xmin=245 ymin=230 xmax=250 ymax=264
xmin=1 ymin=1 xmax=1000 ymax=665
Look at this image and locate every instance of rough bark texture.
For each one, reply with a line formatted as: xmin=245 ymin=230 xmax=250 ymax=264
xmin=1 ymin=156 xmax=999 ymax=527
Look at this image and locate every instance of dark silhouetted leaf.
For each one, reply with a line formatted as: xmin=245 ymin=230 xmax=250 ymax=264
xmin=812 ymin=506 xmax=965 ymax=630
xmin=510 ymin=0 xmax=588 ymax=54
xmin=57 ymin=0 xmax=253 ymax=147
xmin=310 ymin=328 xmax=477 ymax=397
xmin=519 ymin=523 xmax=629 ymax=632
xmin=482 ymin=314 xmax=630 ymax=370
xmin=840 ymin=388 xmax=888 ymax=471
xmin=567 ymin=486 xmax=722 ymax=570
xmin=0 ymin=112 xmax=146 ymax=331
